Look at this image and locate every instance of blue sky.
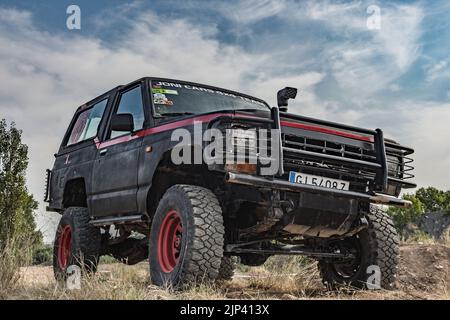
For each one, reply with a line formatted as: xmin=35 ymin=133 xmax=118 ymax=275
xmin=0 ymin=0 xmax=449 ymax=240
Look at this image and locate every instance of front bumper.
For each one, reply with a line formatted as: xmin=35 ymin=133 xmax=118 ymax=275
xmin=225 ymin=172 xmax=412 ymax=208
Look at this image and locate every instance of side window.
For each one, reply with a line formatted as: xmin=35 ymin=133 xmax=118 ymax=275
xmin=67 ymin=99 xmax=108 ymax=146
xmin=110 ymin=86 xmax=145 ymax=139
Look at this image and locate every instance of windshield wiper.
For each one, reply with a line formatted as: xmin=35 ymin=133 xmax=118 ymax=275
xmin=159 ymin=112 xmax=196 ymax=117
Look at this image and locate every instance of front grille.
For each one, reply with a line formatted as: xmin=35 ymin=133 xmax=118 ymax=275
xmin=283 ymin=134 xmax=377 ymax=161
xmin=281 ymin=133 xmax=415 ymax=193
xmin=282 ymin=134 xmax=376 ymax=192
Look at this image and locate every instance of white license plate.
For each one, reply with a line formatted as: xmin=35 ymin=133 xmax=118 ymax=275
xmin=289 ymin=171 xmax=350 ymax=191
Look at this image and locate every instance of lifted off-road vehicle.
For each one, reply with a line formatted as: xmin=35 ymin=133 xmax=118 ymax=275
xmin=45 ymin=77 xmax=415 ymax=289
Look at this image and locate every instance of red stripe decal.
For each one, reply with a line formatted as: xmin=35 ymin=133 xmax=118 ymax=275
xmin=280 ymin=121 xmax=373 ymax=142
xmin=96 ymin=113 xmax=255 ymax=149
xmin=95 ymin=113 xmax=373 ymax=149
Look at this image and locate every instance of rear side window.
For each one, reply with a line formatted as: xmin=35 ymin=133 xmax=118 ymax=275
xmin=67 ymin=99 xmax=108 ymax=146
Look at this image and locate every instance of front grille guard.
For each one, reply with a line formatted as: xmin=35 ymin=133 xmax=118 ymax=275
xmin=276 ymin=111 xmax=416 ymax=193
xmin=385 ymin=142 xmax=415 ymax=181
xmin=281 ymin=133 xmax=415 ymax=191
xmin=211 ymin=108 xmax=415 ymax=194
xmin=280 ymin=129 xmax=387 ymax=192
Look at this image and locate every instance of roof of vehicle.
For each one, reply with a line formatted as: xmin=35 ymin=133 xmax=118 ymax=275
xmin=77 ymin=77 xmax=271 ymax=112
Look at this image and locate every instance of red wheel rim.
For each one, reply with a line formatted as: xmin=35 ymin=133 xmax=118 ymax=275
xmin=157 ymin=210 xmax=183 ymax=273
xmin=58 ymin=225 xmax=72 ymax=269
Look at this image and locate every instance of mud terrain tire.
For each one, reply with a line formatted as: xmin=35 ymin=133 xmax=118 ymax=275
xmin=217 ymin=256 xmax=236 ymax=281
xmin=53 ymin=207 xmax=101 ymax=280
xmin=149 ymin=185 xmax=225 ymax=288
xmin=318 ymin=206 xmax=399 ymax=290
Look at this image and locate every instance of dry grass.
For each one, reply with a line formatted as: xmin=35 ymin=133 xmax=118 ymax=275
xmin=2 ymin=244 xmax=449 ymax=300
xmin=11 ymin=264 xmax=228 ymax=300
xmin=442 ymin=226 xmax=450 ymax=244
xmin=0 ymin=237 xmax=32 ymax=298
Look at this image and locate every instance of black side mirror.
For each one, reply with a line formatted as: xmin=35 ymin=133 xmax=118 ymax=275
xmin=277 ymin=87 xmax=298 ymax=112
xmin=111 ymin=113 xmax=134 ymax=132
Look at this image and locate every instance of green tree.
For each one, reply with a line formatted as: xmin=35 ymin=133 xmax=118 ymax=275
xmin=415 ymin=187 xmax=450 ymax=213
xmin=387 ymin=194 xmax=425 ymax=231
xmin=387 ymin=186 xmax=450 ymax=237
xmin=0 ymin=119 xmax=42 ymax=248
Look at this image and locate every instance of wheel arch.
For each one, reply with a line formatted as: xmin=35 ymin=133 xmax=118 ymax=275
xmin=144 ymin=147 xmax=221 ymax=220
xmin=63 ymin=177 xmax=88 ymax=209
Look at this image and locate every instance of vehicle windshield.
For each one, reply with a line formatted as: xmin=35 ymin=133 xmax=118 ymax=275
xmin=151 ymin=80 xmax=270 ymax=116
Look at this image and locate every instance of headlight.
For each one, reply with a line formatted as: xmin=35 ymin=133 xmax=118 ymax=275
xmin=225 ymin=128 xmax=258 ymax=174
xmin=387 ymin=155 xmax=401 ymax=178
xmin=229 ymin=128 xmax=257 ymax=149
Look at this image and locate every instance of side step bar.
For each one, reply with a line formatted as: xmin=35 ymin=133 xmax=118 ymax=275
xmin=225 ymin=172 xmax=412 ymax=208
xmin=89 ymin=214 xmax=147 ymax=227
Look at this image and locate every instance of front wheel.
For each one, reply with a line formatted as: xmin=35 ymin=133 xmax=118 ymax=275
xmin=318 ymin=206 xmax=399 ymax=290
xmin=148 ymin=185 xmax=225 ymax=288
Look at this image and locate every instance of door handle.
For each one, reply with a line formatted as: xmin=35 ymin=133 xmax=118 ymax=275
xmin=99 ymin=148 xmax=108 ymax=156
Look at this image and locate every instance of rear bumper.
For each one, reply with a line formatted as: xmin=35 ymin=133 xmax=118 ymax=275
xmin=225 ymin=172 xmax=412 ymax=208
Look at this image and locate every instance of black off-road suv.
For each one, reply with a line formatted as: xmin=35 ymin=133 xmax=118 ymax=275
xmin=45 ymin=77 xmax=415 ymax=289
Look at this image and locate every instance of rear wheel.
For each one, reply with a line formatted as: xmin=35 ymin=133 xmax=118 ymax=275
xmin=217 ymin=256 xmax=236 ymax=281
xmin=53 ymin=207 xmax=101 ymax=280
xmin=149 ymin=185 xmax=225 ymax=288
xmin=318 ymin=206 xmax=399 ymax=290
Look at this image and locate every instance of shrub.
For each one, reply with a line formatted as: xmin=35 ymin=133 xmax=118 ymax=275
xmin=32 ymin=244 xmax=53 ymax=266
xmin=387 ymin=194 xmax=425 ymax=233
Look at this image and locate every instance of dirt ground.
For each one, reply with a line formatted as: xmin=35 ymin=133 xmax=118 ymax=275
xmin=9 ymin=244 xmax=450 ymax=300
xmin=396 ymin=244 xmax=449 ymax=296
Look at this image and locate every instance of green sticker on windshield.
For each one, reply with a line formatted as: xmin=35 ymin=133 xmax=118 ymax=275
xmin=152 ymin=88 xmax=178 ymax=95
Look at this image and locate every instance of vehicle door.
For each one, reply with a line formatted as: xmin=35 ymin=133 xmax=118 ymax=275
xmin=90 ymin=83 xmax=146 ymax=217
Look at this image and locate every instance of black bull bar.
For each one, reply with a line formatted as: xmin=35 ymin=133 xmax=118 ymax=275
xmin=216 ymin=107 xmax=413 ymax=208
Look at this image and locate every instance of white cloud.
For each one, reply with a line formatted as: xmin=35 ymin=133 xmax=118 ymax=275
xmin=302 ymin=2 xmax=424 ymax=96
xmin=353 ymin=101 xmax=450 ymax=191
xmin=406 ymin=104 xmax=450 ymax=190
xmin=216 ymin=1 xmax=424 ymax=98
xmin=388 ymin=83 xmax=401 ymax=92
xmin=0 ymin=7 xmax=33 ymax=27
xmin=302 ymin=1 xmax=364 ymax=29
xmin=218 ymin=0 xmax=287 ymax=25
xmin=212 ymin=1 xmax=424 ymax=101
xmin=425 ymin=60 xmax=450 ymax=82
xmin=377 ymin=4 xmax=423 ymax=70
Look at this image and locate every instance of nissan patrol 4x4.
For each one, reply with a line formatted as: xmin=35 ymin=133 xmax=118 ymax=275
xmin=45 ymin=77 xmax=415 ymax=289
